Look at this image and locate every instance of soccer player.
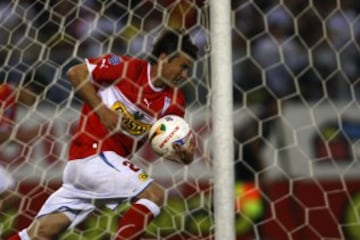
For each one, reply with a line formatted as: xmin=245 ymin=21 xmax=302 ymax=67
xmin=0 ymin=84 xmax=22 ymax=214
xmin=0 ymin=76 xmax=42 ymax=214
xmin=9 ymin=30 xmax=198 ymax=240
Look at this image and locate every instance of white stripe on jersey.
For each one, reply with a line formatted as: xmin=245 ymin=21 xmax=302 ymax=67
xmin=85 ymin=58 xmax=96 ymax=82
xmin=147 ymin=63 xmax=163 ymax=92
xmin=98 ymin=86 xmax=154 ymax=124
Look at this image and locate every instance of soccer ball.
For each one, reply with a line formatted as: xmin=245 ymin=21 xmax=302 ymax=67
xmin=149 ymin=115 xmax=193 ymax=156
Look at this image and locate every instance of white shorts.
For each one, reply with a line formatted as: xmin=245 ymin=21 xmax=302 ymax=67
xmin=36 ymin=151 xmax=153 ymax=229
xmin=0 ymin=165 xmax=15 ymax=194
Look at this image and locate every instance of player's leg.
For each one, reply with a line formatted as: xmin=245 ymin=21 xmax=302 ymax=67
xmin=8 ymin=158 xmax=98 ymax=240
xmin=7 ymin=212 xmax=71 ymax=240
xmin=136 ymin=181 xmax=165 ymax=206
xmin=95 ymin=151 xmax=164 ymax=240
xmin=23 ymin=212 xmax=71 ymax=239
xmin=115 ymin=181 xmax=165 ymax=240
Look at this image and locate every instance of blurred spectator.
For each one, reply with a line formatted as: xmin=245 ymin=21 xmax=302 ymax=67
xmin=1 ymin=0 xmax=359 ymax=105
xmin=326 ymin=0 xmax=358 ymax=50
xmin=0 ymin=71 xmax=45 ymax=222
xmin=325 ymin=0 xmax=359 ymax=96
xmin=251 ymin=5 xmax=306 ymax=98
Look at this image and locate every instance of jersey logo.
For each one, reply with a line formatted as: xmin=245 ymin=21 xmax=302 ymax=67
xmin=143 ymin=98 xmax=151 ymax=108
xmin=108 ymin=55 xmax=121 ymax=65
xmin=138 ymin=172 xmax=149 ymax=182
xmin=111 ymin=101 xmax=151 ymax=136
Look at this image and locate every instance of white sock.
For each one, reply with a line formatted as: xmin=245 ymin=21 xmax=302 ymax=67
xmin=136 ymin=198 xmax=161 ymax=217
xmin=19 ymin=229 xmax=31 ymax=240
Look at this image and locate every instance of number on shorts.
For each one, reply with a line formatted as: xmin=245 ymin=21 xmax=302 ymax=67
xmin=123 ymin=160 xmax=140 ymax=172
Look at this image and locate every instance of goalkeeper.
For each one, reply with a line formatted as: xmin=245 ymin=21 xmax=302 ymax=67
xmin=9 ymin=29 xmax=197 ymax=240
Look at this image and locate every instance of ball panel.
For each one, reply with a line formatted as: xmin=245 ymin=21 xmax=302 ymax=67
xmin=149 ymin=115 xmax=192 ymax=156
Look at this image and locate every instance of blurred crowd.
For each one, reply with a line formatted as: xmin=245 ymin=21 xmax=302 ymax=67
xmin=232 ymin=0 xmax=360 ymax=104
xmin=0 ymin=0 xmax=360 ymax=106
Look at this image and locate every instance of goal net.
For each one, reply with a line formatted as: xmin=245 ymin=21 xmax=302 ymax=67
xmin=1 ymin=0 xmax=360 ymax=240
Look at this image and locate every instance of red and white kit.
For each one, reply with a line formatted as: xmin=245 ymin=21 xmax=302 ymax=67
xmin=70 ymin=54 xmax=185 ymax=160
xmin=36 ymin=54 xmax=186 ymax=228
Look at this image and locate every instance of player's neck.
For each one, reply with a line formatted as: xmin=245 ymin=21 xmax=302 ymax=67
xmin=150 ymin=64 xmax=165 ymax=88
xmin=151 ymin=78 xmax=165 ymax=88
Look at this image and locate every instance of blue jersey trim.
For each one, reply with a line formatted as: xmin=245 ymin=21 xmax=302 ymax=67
xmin=99 ymin=152 xmax=120 ymax=172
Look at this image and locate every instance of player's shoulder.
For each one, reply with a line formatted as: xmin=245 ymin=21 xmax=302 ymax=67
xmin=90 ymin=54 xmax=146 ymax=66
xmin=121 ymin=55 xmax=147 ymax=66
xmin=102 ymin=54 xmax=146 ymax=64
xmin=119 ymin=56 xmax=148 ymax=78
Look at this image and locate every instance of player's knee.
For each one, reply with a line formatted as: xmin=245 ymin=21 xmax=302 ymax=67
xmin=28 ymin=213 xmax=70 ymax=239
xmin=138 ymin=182 xmax=165 ymax=207
xmin=29 ymin=222 xmax=61 ymax=240
xmin=27 ymin=222 xmax=53 ymax=240
xmin=152 ymin=185 xmax=165 ymax=207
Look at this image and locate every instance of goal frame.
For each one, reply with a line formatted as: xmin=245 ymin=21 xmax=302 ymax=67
xmin=209 ymin=0 xmax=235 ymax=239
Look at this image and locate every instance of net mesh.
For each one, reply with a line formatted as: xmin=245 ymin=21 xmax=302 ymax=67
xmin=1 ymin=0 xmax=360 ymax=239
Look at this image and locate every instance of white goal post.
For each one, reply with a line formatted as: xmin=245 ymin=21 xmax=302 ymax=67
xmin=209 ymin=0 xmax=235 ymax=239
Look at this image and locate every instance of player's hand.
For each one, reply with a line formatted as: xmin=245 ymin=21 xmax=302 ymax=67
xmin=95 ymin=105 xmax=121 ymax=132
xmin=164 ymin=137 xmax=195 ymax=164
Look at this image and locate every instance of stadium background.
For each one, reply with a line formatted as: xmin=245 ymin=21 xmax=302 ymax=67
xmin=1 ymin=0 xmax=360 ymax=239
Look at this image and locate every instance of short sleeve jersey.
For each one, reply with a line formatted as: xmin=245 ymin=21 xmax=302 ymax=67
xmin=69 ymin=54 xmax=186 ymax=160
xmin=0 ymin=84 xmax=16 ymax=135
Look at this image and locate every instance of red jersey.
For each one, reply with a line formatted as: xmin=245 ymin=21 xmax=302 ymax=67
xmin=69 ymin=55 xmax=186 ymax=160
xmin=0 ymin=84 xmax=16 ymax=135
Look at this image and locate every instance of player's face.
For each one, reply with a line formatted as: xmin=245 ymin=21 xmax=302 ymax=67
xmin=160 ymin=53 xmax=193 ymax=87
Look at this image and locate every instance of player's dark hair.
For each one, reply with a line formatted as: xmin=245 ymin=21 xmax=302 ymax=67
xmin=148 ymin=29 xmax=198 ymax=64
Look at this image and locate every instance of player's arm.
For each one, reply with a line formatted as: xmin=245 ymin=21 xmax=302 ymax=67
xmin=66 ymin=63 xmax=119 ymax=131
xmin=162 ymin=137 xmax=195 ymax=164
xmin=170 ymin=137 xmax=195 ymax=164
